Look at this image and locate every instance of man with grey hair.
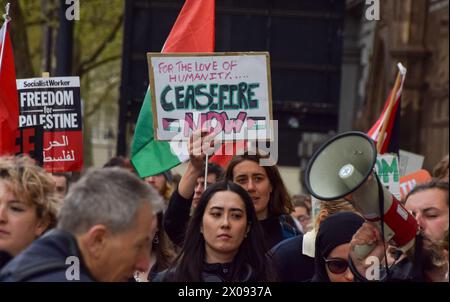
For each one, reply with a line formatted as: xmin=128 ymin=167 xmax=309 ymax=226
xmin=0 ymin=167 xmax=162 ymax=282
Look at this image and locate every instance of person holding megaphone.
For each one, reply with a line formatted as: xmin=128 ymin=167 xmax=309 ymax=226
xmin=348 ymin=180 xmax=448 ymax=282
xmin=304 ymin=131 xmax=448 ymax=282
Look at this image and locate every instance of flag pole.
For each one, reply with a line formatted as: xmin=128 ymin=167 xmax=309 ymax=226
xmin=0 ymin=2 xmax=11 ymax=74
xmin=204 ymin=154 xmax=209 ymax=190
xmin=376 ymin=67 xmax=402 ymax=153
xmin=2 ymin=2 xmax=10 ymax=20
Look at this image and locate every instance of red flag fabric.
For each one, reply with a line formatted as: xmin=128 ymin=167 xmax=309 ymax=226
xmin=163 ymin=0 xmax=243 ymax=168
xmin=130 ymin=0 xmax=215 ymax=177
xmin=0 ymin=20 xmax=19 ymax=156
xmin=162 ymin=0 xmax=214 ymax=53
xmin=163 ymin=0 xmax=244 ymax=169
xmin=367 ymin=63 xmax=406 ymax=154
xmin=209 ymin=140 xmax=248 ymax=168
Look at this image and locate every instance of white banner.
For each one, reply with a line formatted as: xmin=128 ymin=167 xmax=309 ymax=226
xmin=375 ymin=153 xmax=401 ymax=200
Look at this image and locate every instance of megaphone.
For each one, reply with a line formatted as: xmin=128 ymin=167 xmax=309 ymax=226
xmin=305 ymin=131 xmax=418 ymax=259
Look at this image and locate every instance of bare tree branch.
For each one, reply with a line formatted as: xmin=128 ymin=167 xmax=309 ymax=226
xmin=76 ymin=13 xmax=124 ymax=75
xmin=8 ymin=1 xmax=35 ymax=77
xmin=79 ymin=55 xmax=121 ymax=76
xmin=24 ymin=1 xmax=59 ymax=27
xmin=24 ymin=18 xmax=47 ymax=27
xmin=85 ymin=79 xmax=120 ymax=118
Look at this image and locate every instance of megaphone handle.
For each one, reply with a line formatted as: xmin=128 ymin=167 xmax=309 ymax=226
xmin=354 ymin=174 xmax=386 ymax=261
xmin=374 ymin=174 xmax=386 ymax=241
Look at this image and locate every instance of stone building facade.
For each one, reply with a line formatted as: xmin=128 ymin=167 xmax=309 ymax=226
xmin=350 ymin=0 xmax=448 ymax=170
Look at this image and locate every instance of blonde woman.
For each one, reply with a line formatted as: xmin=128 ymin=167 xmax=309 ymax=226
xmin=0 ymin=155 xmax=59 ymax=269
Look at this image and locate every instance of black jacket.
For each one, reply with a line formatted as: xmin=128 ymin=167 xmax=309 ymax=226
xmin=153 ymin=261 xmax=261 ymax=282
xmin=0 ymin=229 xmax=97 ymax=282
xmin=268 ymin=235 xmax=315 ymax=282
xmin=260 ymin=215 xmax=300 ymax=250
xmin=163 ymin=189 xmax=192 ymax=247
xmin=164 ymin=189 xmax=300 ymax=250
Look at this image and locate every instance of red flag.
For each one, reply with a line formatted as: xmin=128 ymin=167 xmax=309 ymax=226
xmin=163 ymin=0 xmax=246 ymax=169
xmin=209 ymin=140 xmax=248 ymax=168
xmin=367 ymin=63 xmax=406 ymax=154
xmin=162 ymin=0 xmax=214 ymax=53
xmin=0 ymin=19 xmax=19 ymax=156
xmin=131 ymin=0 xmax=215 ymax=176
xmin=163 ymin=0 xmax=243 ymax=168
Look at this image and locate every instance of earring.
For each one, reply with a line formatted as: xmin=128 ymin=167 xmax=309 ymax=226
xmin=152 ymin=232 xmax=159 ymax=244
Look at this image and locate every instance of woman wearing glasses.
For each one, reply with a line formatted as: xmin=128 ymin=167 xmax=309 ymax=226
xmin=311 ymin=212 xmax=364 ymax=282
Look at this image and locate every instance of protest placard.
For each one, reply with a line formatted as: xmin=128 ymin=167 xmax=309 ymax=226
xmin=375 ymin=153 xmax=401 ymax=200
xmin=147 ymin=52 xmax=272 ymax=141
xmin=399 ymin=149 xmax=424 ymax=177
xmin=399 ymin=169 xmax=432 ymax=200
xmin=16 ymin=77 xmax=83 ymax=172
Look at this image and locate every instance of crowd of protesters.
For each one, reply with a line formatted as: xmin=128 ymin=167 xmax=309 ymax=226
xmin=0 ymin=134 xmax=448 ymax=282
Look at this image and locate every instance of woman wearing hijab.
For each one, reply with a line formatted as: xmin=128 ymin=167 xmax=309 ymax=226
xmin=311 ymin=212 xmax=364 ymax=282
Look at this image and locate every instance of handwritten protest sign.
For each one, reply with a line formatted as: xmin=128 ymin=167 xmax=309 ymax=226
xmin=16 ymin=77 xmax=83 ymax=172
xmin=399 ymin=169 xmax=432 ymax=201
xmin=147 ymin=52 xmax=272 ymax=141
xmin=374 ymin=153 xmax=400 ymax=200
xmin=399 ymin=149 xmax=424 ymax=177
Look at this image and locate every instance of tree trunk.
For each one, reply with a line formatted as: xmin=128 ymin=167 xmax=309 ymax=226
xmin=8 ymin=1 xmax=35 ymax=78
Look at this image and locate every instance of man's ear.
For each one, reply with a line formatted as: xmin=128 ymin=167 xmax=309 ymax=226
xmin=83 ymin=225 xmax=109 ymax=259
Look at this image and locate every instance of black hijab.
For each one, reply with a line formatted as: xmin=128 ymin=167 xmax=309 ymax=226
xmin=311 ymin=212 xmax=365 ymax=282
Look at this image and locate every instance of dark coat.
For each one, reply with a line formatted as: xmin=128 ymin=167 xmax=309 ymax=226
xmin=153 ymin=261 xmax=261 ymax=282
xmin=268 ymin=234 xmax=315 ymax=282
xmin=0 ymin=229 xmax=97 ymax=282
xmin=163 ymin=189 xmax=192 ymax=247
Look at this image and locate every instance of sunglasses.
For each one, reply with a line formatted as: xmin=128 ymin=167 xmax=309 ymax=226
xmin=324 ymin=258 xmax=349 ymax=274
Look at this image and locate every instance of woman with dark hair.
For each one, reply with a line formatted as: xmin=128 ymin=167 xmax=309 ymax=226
xmin=163 ymin=130 xmax=298 ymax=251
xmin=225 ymin=153 xmax=300 ymax=249
xmin=133 ymin=211 xmax=177 ymax=282
xmin=155 ymin=181 xmax=274 ymax=282
xmin=311 ymin=212 xmax=364 ymax=282
xmin=133 ymin=172 xmax=177 ymax=282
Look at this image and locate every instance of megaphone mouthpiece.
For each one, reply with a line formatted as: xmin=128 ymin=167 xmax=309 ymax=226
xmin=339 ymin=164 xmax=355 ymax=179
xmin=339 ymin=164 xmax=366 ymax=191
